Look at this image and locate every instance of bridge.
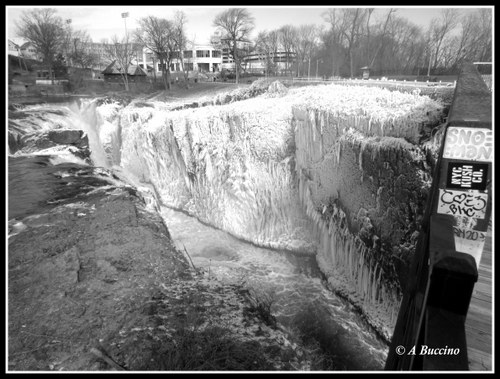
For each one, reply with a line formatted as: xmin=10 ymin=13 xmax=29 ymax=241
xmin=384 ymin=63 xmax=493 ymax=371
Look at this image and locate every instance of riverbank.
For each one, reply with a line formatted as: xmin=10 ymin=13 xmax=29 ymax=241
xmin=7 ymin=155 xmax=312 ymax=371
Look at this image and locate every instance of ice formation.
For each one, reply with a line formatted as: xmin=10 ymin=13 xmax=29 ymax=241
xmin=81 ymin=83 xmax=443 ymax=338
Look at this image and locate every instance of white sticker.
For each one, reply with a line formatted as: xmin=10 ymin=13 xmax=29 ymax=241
xmin=437 ymin=189 xmax=487 ymax=219
xmin=443 ymin=127 xmax=493 ymax=162
xmin=453 ymin=226 xmax=486 ymax=268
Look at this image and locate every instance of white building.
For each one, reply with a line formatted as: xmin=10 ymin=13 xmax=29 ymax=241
xmin=242 ymin=51 xmax=297 ymax=75
xmin=139 ymin=44 xmax=223 ymax=75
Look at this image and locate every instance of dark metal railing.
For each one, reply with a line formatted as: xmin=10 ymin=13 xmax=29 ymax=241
xmin=385 ymin=62 xmax=492 ymax=371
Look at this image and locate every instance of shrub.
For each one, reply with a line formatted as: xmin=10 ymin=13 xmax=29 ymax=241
xmin=244 ymin=286 xmax=278 ymax=328
xmin=289 ymin=303 xmax=351 ymax=370
xmin=157 ymin=324 xmax=275 ymax=371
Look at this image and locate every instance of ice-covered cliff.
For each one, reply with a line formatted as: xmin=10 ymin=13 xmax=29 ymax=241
xmin=89 ymin=81 xmax=447 ymax=339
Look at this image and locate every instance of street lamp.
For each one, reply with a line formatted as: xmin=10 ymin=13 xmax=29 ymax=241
xmin=121 ymin=12 xmax=129 ymax=38
xmin=65 ymin=19 xmax=72 ymax=67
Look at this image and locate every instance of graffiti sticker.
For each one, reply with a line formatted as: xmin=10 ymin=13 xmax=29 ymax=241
xmin=437 ymin=189 xmax=488 ymax=219
xmin=443 ymin=127 xmax=493 ymax=162
xmin=453 ymin=226 xmax=486 ymax=267
xmin=446 ymin=162 xmax=488 ymax=190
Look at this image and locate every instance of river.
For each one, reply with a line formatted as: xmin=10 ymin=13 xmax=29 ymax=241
xmin=159 ymin=205 xmax=389 ymax=370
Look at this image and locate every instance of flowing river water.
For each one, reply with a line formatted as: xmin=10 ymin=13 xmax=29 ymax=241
xmin=9 ymin=98 xmax=390 ymax=371
xmin=159 ymin=206 xmax=389 ymax=370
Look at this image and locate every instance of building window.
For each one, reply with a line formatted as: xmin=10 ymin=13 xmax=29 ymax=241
xmin=184 ymin=50 xmax=193 ymax=58
xmin=211 ymin=50 xmax=221 ymax=58
xmin=184 ymin=62 xmax=193 ymax=71
xmin=196 ymin=50 xmax=210 ymax=58
xmin=171 ymin=51 xmax=180 ymax=59
xmin=158 ymin=63 xmax=167 ymax=71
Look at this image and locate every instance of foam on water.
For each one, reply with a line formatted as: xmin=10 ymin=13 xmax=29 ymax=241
xmin=159 ymin=205 xmax=389 ymax=370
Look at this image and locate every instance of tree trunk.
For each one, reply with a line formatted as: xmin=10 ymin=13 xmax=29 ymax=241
xmin=121 ymin=72 xmax=129 ymax=91
xmin=233 ymin=41 xmax=239 ymax=84
xmin=165 ymin=58 xmax=171 ymax=90
xmin=160 ymin=58 xmax=168 ymax=90
xmin=349 ymin=49 xmax=354 ymax=78
xmin=152 ymin=57 xmax=157 ymax=83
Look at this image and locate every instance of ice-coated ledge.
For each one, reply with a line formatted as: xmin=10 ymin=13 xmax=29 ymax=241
xmin=90 ymin=82 xmax=445 ymax=339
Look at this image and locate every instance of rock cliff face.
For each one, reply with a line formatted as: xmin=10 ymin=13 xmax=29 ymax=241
xmin=90 ymin=82 xmax=449 ymax=339
xmin=103 ymin=93 xmax=317 ymax=254
xmin=293 ymin=108 xmax=437 ymax=338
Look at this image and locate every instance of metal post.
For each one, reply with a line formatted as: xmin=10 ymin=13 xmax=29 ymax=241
xmin=121 ymin=12 xmax=129 ymax=37
xmin=66 ymin=19 xmax=72 ymax=68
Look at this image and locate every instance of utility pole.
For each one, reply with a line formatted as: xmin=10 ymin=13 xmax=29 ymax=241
xmin=308 ymin=58 xmax=311 ymax=80
xmin=121 ymin=12 xmax=129 ymax=38
xmin=66 ymin=19 xmax=72 ymax=68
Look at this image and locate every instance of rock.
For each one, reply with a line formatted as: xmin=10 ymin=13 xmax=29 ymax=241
xmin=267 ymin=81 xmax=288 ymax=97
xmin=19 ymin=129 xmax=89 ymax=153
xmin=8 ymin=131 xmax=20 ymax=154
xmin=47 ymin=130 xmax=88 ymax=147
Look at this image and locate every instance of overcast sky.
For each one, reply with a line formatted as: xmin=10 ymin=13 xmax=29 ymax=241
xmin=6 ymin=6 xmax=490 ymax=46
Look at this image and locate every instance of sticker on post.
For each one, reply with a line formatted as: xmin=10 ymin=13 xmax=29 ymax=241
xmin=443 ymin=127 xmax=493 ymax=162
xmin=437 ymin=189 xmax=487 ymax=219
xmin=446 ymin=162 xmax=488 ymax=190
xmin=453 ymin=226 xmax=486 ymax=268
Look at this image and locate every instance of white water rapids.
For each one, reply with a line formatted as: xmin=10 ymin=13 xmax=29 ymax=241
xmin=9 ymin=98 xmax=390 ymax=370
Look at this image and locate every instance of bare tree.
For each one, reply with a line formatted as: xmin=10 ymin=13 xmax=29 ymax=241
xmin=435 ymin=8 xmax=491 ymax=73
xmin=278 ymin=25 xmax=297 ymax=77
xmin=475 ymin=9 xmax=492 ymax=63
xmin=295 ymin=25 xmax=319 ymax=77
xmin=367 ymin=9 xmax=397 ymax=68
xmin=254 ymin=29 xmax=282 ymax=77
xmin=213 ymin=8 xmax=255 ymax=84
xmin=322 ymin=9 xmax=348 ymax=77
xmin=254 ymin=31 xmax=272 ymax=77
xmin=15 ymin=8 xmax=66 ymax=81
xmin=339 ymin=8 xmax=369 ymax=78
xmin=68 ymin=30 xmax=98 ymax=70
xmin=384 ymin=16 xmax=425 ymax=75
xmin=102 ymin=35 xmax=137 ymax=91
xmin=172 ymin=11 xmax=190 ymax=86
xmin=426 ymin=9 xmax=460 ymax=75
xmin=135 ymin=15 xmax=176 ymax=90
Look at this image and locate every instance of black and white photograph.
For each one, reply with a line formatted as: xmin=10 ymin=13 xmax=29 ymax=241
xmin=6 ymin=5 xmax=493 ymax=373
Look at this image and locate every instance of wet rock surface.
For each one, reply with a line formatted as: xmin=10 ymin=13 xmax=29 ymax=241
xmin=7 ymin=156 xmax=312 ymax=371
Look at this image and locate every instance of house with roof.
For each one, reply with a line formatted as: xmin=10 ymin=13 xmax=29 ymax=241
xmin=101 ymin=60 xmax=148 ymax=83
xmin=20 ymin=42 xmax=40 ymax=60
xmin=8 ymin=40 xmax=21 ymax=57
